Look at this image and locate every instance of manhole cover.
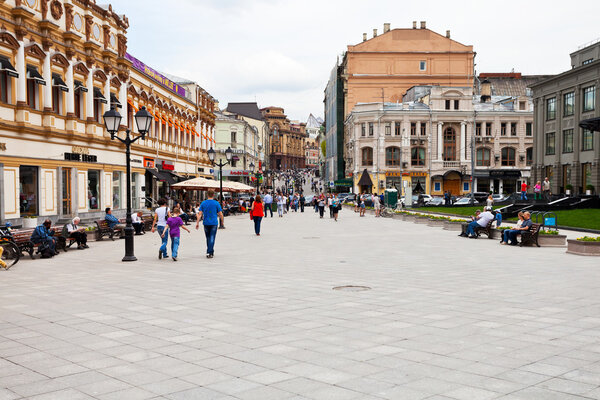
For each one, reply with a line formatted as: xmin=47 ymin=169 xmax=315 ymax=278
xmin=333 ymin=285 xmax=371 ymax=292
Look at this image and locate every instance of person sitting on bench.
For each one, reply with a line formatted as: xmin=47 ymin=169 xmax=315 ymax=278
xmin=31 ymin=219 xmax=57 ymax=256
xmin=461 ymin=206 xmax=495 ymax=238
xmin=131 ymin=211 xmax=144 ymax=235
xmin=506 ymin=211 xmax=532 ymax=245
xmin=66 ymin=217 xmax=88 ymax=249
xmin=105 ymin=207 xmax=125 ymax=233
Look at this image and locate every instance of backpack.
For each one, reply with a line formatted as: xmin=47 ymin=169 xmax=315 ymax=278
xmin=38 ymin=242 xmax=54 ymax=258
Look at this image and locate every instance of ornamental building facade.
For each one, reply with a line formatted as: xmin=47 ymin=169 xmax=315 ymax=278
xmin=0 ymin=0 xmax=216 ymax=225
xmin=261 ymin=106 xmax=306 ymax=170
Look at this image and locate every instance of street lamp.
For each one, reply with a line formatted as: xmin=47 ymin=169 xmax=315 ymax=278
xmin=249 ymin=162 xmax=261 ymax=195
xmin=208 ymin=146 xmax=233 ymax=214
xmin=103 ymin=106 xmax=153 ymax=262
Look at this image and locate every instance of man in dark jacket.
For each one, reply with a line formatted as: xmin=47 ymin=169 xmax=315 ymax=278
xmin=30 ymin=219 xmax=57 ymax=255
xmin=300 ymin=194 xmax=305 ymax=212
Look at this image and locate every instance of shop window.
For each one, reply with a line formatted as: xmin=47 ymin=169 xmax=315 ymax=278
xmin=476 ymin=148 xmax=491 ymax=166
xmin=501 ymin=147 xmax=516 ymax=166
xmin=526 ymin=147 xmax=533 ymax=166
xmin=19 ymin=166 xmax=38 ymax=216
xmin=112 ymin=171 xmax=121 ymax=209
xmin=386 ymin=146 xmax=400 ymax=166
xmin=361 ymin=147 xmax=373 ymax=166
xmin=88 ymin=170 xmax=100 ymax=210
xmin=411 ymin=147 xmax=426 ymax=166
xmin=412 ymin=177 xmax=426 ymax=194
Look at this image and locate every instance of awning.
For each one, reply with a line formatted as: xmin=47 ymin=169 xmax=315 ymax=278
xmin=26 ymin=65 xmax=45 ymax=85
xmin=165 ymin=170 xmax=185 ymax=183
xmin=93 ymin=88 xmax=107 ymax=104
xmin=145 ymin=168 xmax=175 ymax=185
xmin=51 ymin=73 xmax=68 ymax=92
xmin=110 ymin=93 xmax=122 ymax=108
xmin=0 ymin=56 xmax=18 ymax=78
xmin=74 ymin=80 xmax=88 ymax=93
xmin=580 ymin=117 xmax=600 ymax=132
xmin=357 ymin=169 xmax=373 ymax=187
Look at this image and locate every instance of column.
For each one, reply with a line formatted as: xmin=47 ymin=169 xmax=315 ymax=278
xmin=482 ymin=121 xmax=486 ymax=136
xmin=86 ymin=70 xmax=94 ymax=119
xmin=460 ymin=122 xmax=466 ymax=162
xmin=104 ymin=78 xmax=110 ymax=116
xmin=43 ymin=51 xmax=51 ymax=110
xmin=437 ymin=122 xmax=443 ymax=160
xmin=66 ymin=61 xmax=74 ymax=115
xmin=119 ymin=81 xmax=127 ymax=126
xmin=16 ymin=41 xmax=26 ymax=104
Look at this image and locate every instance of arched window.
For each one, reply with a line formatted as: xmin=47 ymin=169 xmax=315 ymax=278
xmin=501 ymin=147 xmax=516 ymax=166
xmin=361 ymin=147 xmax=373 ymax=166
xmin=526 ymin=147 xmax=533 ymax=166
xmin=476 ymin=148 xmax=491 ymax=166
xmin=385 ymin=146 xmax=400 ymax=166
xmin=411 ymin=147 xmax=426 ymax=166
xmin=443 ymin=127 xmax=456 ymax=161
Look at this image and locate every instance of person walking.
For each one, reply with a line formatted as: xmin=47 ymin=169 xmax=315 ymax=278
xmin=533 ymin=181 xmax=542 ymax=200
xmin=328 ymin=194 xmax=334 ymax=218
xmin=277 ymin=192 xmax=285 ymax=217
xmin=372 ymin=192 xmax=381 ymax=217
xmin=332 ymin=195 xmax=340 ymax=221
xmin=195 ymin=190 xmax=224 ymax=258
xmin=486 ymin=194 xmax=494 ymax=208
xmin=151 ymin=198 xmax=171 ymax=259
xmin=318 ymin=194 xmax=326 ymax=219
xmin=359 ymin=194 xmax=366 ymax=217
xmin=520 ymin=181 xmax=528 ymax=201
xmin=250 ymin=195 xmax=264 ymax=236
xmin=264 ymin=192 xmax=273 ymax=217
xmin=542 ymin=177 xmax=551 ymax=201
xmin=300 ymin=193 xmax=305 ymax=212
xmin=162 ymin=207 xmax=190 ymax=261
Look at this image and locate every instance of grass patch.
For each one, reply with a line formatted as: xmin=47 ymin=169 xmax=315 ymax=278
xmin=417 ymin=206 xmax=500 ymax=216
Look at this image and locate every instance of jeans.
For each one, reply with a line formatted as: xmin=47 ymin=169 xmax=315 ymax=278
xmin=277 ymin=204 xmax=284 ymax=217
xmin=265 ymin=203 xmax=273 ymax=217
xmin=253 ymin=217 xmax=262 ymax=234
xmin=132 ymin=222 xmax=143 ymax=235
xmin=204 ymin=225 xmax=218 ymax=255
xmin=508 ymin=230 xmax=521 ymax=244
xmin=502 ymin=229 xmax=518 ymax=244
xmin=300 ymin=203 xmax=304 ymax=212
xmin=465 ymin=221 xmax=480 ymax=236
xmin=521 ymin=191 xmax=528 ymax=200
xmin=171 ymin=236 xmax=180 ymax=258
xmin=319 ymin=206 xmax=325 ymax=218
xmin=157 ymin=226 xmax=169 ymax=257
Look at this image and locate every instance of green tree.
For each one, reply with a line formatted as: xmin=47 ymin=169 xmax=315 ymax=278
xmin=321 ymin=140 xmax=326 ymax=157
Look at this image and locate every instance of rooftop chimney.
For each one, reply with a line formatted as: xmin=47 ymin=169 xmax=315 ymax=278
xmin=383 ymin=23 xmax=390 ymax=33
xmin=480 ymin=79 xmax=492 ymax=103
xmin=373 ymin=28 xmax=377 ymax=38
xmin=412 ymin=21 xmax=417 ymax=29
xmin=363 ymin=33 xmax=367 ymax=42
xmin=446 ymin=30 xmax=450 ymax=38
xmin=420 ymin=21 xmax=426 ymax=29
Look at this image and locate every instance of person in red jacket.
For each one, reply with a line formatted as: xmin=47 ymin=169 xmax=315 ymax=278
xmin=250 ymin=195 xmax=264 ymax=236
xmin=520 ymin=181 xmax=528 ymax=201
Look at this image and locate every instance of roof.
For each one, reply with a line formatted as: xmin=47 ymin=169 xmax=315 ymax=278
xmin=477 ymin=74 xmax=552 ymax=97
xmin=357 ymin=169 xmax=373 ymax=187
xmin=306 ymin=113 xmax=322 ymax=128
xmin=226 ymin=103 xmax=264 ymax=121
xmin=160 ymin=72 xmax=195 ymax=85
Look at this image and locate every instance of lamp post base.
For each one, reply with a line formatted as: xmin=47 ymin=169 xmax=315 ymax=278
xmin=122 ymin=255 xmax=138 ymax=262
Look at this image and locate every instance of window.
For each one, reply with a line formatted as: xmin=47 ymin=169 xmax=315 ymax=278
xmin=563 ymin=92 xmax=574 ymax=116
xmin=394 ymin=122 xmax=401 ymax=136
xmin=419 ymin=60 xmax=426 ymax=71
xmin=526 ymin=122 xmax=532 ymax=137
xmin=476 ymin=148 xmax=491 ymax=166
xmin=420 ymin=123 xmax=426 ymax=136
xmin=563 ymin=129 xmax=573 ymax=153
xmin=51 ymin=85 xmax=62 ymax=114
xmin=434 ymin=182 xmax=441 ymax=191
xmin=88 ymin=170 xmax=100 ymax=210
xmin=519 ymin=101 xmax=526 ymax=110
xmin=443 ymin=127 xmax=456 ymax=161
xmin=93 ymin=88 xmax=106 ymax=123
xmin=385 ymin=123 xmax=391 ymax=136
xmin=583 ymin=163 xmax=592 ymax=189
xmin=501 ymin=147 xmax=516 ymax=166
xmin=368 ymin=122 xmax=373 ymax=136
xmin=583 ymin=86 xmax=595 ymax=112
xmin=463 ymin=182 xmax=470 ymax=192
xmin=361 ymin=123 xmax=366 ymax=137
xmin=445 ymin=100 xmax=450 ymax=110
xmin=74 ymin=90 xmax=82 ymax=119
xmin=563 ymin=165 xmax=571 ymax=191
xmin=476 ymin=123 xmax=481 ymax=136
xmin=546 ymin=97 xmax=556 ymax=120
xmin=19 ymin=166 xmax=38 ymax=216
xmin=112 ymin=171 xmax=121 ymax=209
xmin=410 ymin=122 xmax=416 ymax=136
xmin=411 ymin=147 xmax=425 ymax=166
xmin=386 ymin=146 xmax=400 ymax=166
xmin=361 ymin=147 xmax=373 ymax=166
xmin=526 ymin=147 xmax=533 ymax=166
xmin=485 ymin=124 xmax=492 ymax=136
xmin=26 ymin=78 xmax=38 ymax=109
xmin=545 ymin=132 xmax=555 ymax=155
xmin=583 ymin=58 xmax=594 ymax=65
xmin=231 ymin=131 xmax=237 ymax=143
xmin=0 ymin=71 xmax=9 ymax=103
xmin=454 ymin=100 xmax=459 ymax=110
xmin=510 ymin=123 xmax=516 ymax=136
xmin=582 ymin=128 xmax=593 ymax=151
xmin=501 ymin=123 xmax=507 ymax=136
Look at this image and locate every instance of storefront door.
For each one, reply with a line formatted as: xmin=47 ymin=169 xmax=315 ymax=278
xmin=62 ymin=168 xmax=71 ymax=215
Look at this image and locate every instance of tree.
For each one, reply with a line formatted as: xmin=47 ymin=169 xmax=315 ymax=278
xmin=321 ymin=140 xmax=326 ymax=157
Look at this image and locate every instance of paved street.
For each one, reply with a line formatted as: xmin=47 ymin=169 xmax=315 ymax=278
xmin=1 ymin=210 xmax=600 ymax=400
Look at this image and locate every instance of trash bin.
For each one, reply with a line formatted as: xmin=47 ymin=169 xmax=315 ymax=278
xmin=384 ymin=188 xmax=398 ymax=208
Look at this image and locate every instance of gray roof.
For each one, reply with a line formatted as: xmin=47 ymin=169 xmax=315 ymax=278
xmin=225 ymin=102 xmax=264 ymax=121
xmin=160 ymin=72 xmax=195 ymax=85
xmin=477 ymin=75 xmax=551 ymax=97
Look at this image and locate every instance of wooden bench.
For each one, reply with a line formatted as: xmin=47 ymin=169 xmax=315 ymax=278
xmin=142 ymin=214 xmax=154 ymax=232
xmin=519 ymin=223 xmax=541 ymax=247
xmin=461 ymin=219 xmax=495 ymax=239
xmin=11 ymin=226 xmax=66 ymax=259
xmin=95 ymin=219 xmax=123 ymax=241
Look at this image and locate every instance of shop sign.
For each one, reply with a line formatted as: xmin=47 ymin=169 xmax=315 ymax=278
xmin=157 ymin=159 xmax=174 ymax=171
xmin=131 ymin=156 xmax=143 ymax=165
xmin=71 ymin=146 xmax=89 ymax=155
xmin=213 ymin=170 xmax=250 ymax=177
xmin=64 ymin=152 xmax=97 ymax=162
xmin=125 ymin=53 xmax=186 ymax=98
xmin=143 ymin=157 xmax=155 ymax=168
xmin=410 ymin=172 xmax=427 ymax=177
xmin=0 ymin=143 xmax=6 ymax=151
xmin=489 ymin=170 xmax=521 ymax=178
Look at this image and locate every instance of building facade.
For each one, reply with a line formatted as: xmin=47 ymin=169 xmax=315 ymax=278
xmin=323 ymin=63 xmax=345 ymax=187
xmin=0 ymin=0 xmax=215 ymax=225
xmin=224 ymin=102 xmax=269 ymax=170
xmin=531 ymin=42 xmax=600 ymax=195
xmin=304 ymin=137 xmax=319 ymax=168
xmin=261 ymin=106 xmax=306 ymax=169
xmin=345 ymin=85 xmax=534 ymax=196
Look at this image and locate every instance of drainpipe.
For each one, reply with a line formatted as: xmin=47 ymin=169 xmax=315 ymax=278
xmin=471 ymin=111 xmax=476 ymax=202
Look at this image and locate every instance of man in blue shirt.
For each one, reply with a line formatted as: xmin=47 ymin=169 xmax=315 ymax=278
xmin=105 ymin=208 xmax=125 ymax=236
xmin=30 ymin=219 xmax=57 ymax=256
xmin=263 ymin=192 xmax=273 ymax=217
xmin=196 ymin=190 xmax=224 ymax=258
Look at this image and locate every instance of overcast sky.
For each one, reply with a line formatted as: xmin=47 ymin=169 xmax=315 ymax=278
xmin=111 ymin=0 xmax=600 ymax=122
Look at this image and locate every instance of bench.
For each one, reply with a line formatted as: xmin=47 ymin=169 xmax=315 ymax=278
xmin=461 ymin=220 xmax=495 ymax=239
xmin=142 ymin=214 xmax=154 ymax=231
xmin=11 ymin=226 xmax=67 ymax=259
xmin=519 ymin=223 xmax=541 ymax=247
xmin=95 ymin=219 xmax=123 ymax=241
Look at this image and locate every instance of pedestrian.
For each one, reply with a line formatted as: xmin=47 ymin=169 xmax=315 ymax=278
xmin=151 ymin=198 xmax=171 ymax=259
xmin=300 ymin=193 xmax=305 ymax=212
xmin=328 ymin=194 xmax=334 ymax=218
xmin=359 ymin=194 xmax=366 ymax=217
xmin=162 ymin=207 xmax=190 ymax=261
xmin=520 ymin=181 xmax=528 ymax=201
xmin=318 ymin=194 xmax=326 ymax=218
xmin=542 ymin=177 xmax=551 ymax=201
xmin=264 ymin=192 xmax=273 ymax=217
xmin=486 ymin=194 xmax=494 ymax=208
xmin=277 ymin=192 xmax=285 ymax=217
xmin=332 ymin=194 xmax=340 ymax=221
xmin=195 ymin=190 xmax=224 ymax=258
xmin=372 ymin=192 xmax=381 ymax=217
xmin=250 ymin=194 xmax=264 ymax=236
xmin=534 ymin=181 xmax=542 ymax=200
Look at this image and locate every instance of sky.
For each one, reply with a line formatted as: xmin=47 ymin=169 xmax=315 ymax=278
xmin=111 ymin=0 xmax=600 ymax=122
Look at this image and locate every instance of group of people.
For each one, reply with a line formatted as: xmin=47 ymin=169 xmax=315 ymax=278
xmin=458 ymin=206 xmax=501 ymax=239
xmin=29 ymin=217 xmax=90 ymax=258
xmin=312 ymin=193 xmax=341 ymax=221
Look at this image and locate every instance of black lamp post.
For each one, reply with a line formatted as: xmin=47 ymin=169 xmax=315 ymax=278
xmin=249 ymin=162 xmax=260 ymax=195
xmin=103 ymin=106 xmax=153 ymax=262
xmin=208 ymin=146 xmax=233 ymax=210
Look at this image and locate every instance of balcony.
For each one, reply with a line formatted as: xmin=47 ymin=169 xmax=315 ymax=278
xmin=443 ymin=161 xmax=462 ymax=168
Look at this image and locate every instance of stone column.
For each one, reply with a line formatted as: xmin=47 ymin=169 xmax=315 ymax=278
xmin=43 ymin=51 xmax=52 ymax=110
xmin=16 ymin=41 xmax=26 ymax=104
xmin=437 ymin=122 xmax=443 ymax=160
xmin=104 ymin=78 xmax=110 ymax=116
xmin=86 ymin=70 xmax=94 ymax=119
xmin=66 ymin=60 xmax=74 ymax=116
xmin=460 ymin=122 xmax=466 ymax=162
xmin=119 ymin=81 xmax=127 ymax=126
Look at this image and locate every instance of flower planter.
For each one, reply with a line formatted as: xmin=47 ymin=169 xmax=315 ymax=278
xmin=443 ymin=221 xmax=464 ymax=231
xmin=86 ymin=230 xmax=99 ymax=242
xmin=414 ymin=216 xmax=429 ymax=224
xmin=490 ymin=229 xmax=504 ymax=240
xmin=566 ymin=239 xmax=600 ymax=256
xmin=22 ymin=218 xmax=38 ymax=229
xmin=538 ymin=234 xmax=567 ymax=247
xmin=426 ymin=219 xmax=447 ymax=227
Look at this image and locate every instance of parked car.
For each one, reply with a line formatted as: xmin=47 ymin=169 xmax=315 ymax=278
xmin=400 ymin=195 xmax=419 ymax=206
xmin=454 ymin=197 xmax=477 ymax=205
xmin=419 ymin=194 xmax=433 ymax=205
xmin=361 ymin=194 xmax=374 ymax=207
xmin=427 ymin=197 xmax=444 ymax=206
xmin=343 ymin=194 xmax=357 ymax=203
xmin=492 ymin=194 xmax=509 ymax=202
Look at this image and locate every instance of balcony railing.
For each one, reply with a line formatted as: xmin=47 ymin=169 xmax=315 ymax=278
xmin=443 ymin=161 xmax=462 ymax=168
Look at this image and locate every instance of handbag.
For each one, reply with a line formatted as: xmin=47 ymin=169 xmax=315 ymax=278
xmin=249 ymin=208 xmax=254 ymax=220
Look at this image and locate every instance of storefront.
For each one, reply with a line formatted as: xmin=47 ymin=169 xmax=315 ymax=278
xmin=386 ymin=172 xmax=429 ymax=195
xmin=475 ymin=170 xmax=522 ymax=195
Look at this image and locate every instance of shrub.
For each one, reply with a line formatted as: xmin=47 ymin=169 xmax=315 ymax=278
xmin=539 ymin=230 xmax=559 ymax=235
xmin=577 ymin=236 xmax=600 ymax=242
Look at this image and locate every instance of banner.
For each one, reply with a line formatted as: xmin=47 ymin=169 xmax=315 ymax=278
xmin=125 ymin=53 xmax=187 ymax=98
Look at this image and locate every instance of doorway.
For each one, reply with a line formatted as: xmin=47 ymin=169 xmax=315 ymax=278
xmin=62 ymin=168 xmax=72 ymax=215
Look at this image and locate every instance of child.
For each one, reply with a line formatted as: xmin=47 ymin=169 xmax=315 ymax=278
xmin=162 ymin=207 xmax=190 ymax=261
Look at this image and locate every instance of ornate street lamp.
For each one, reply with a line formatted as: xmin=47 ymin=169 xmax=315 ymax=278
xmin=103 ymin=106 xmax=153 ymax=262
xmin=208 ymin=146 xmax=233 ymax=223
xmin=249 ymin=162 xmax=260 ymax=195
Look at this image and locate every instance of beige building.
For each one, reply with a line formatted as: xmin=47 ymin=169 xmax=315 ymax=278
xmin=0 ymin=0 xmax=215 ymax=225
xmin=262 ymin=107 xmax=306 ymax=170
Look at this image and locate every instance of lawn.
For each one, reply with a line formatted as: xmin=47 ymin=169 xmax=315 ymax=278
xmin=417 ymin=206 xmax=501 ymax=217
